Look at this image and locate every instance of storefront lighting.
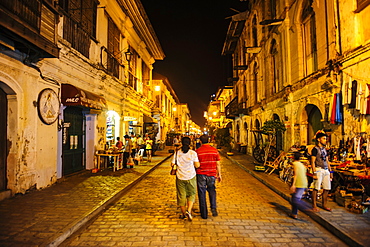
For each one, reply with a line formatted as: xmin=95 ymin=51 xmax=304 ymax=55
xmin=213 ymin=111 xmax=217 ymax=116
xmin=173 ymin=107 xmax=177 ymax=112
xmin=155 ymin=85 xmax=161 ymax=91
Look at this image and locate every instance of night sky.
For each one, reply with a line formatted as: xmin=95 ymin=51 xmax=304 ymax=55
xmin=140 ymin=0 xmax=249 ymax=127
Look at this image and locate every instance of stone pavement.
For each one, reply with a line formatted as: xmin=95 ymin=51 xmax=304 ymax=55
xmin=224 ymin=151 xmax=370 ymax=247
xmin=0 ymin=148 xmax=173 ymax=247
xmin=63 ymin=155 xmax=345 ymax=247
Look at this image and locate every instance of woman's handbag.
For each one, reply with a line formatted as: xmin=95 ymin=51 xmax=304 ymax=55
xmin=170 ymin=151 xmax=178 ymax=175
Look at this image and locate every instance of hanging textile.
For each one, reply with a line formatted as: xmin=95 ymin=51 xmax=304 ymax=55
xmin=349 ymin=80 xmax=357 ymax=108
xmin=356 ymin=82 xmax=363 ymax=111
xmin=342 ymin=76 xmax=349 ymax=104
xmin=331 ymin=94 xmax=337 ymax=124
xmin=354 ymin=136 xmax=361 ymax=161
xmin=361 ymin=82 xmax=369 ymax=115
xmin=335 ymin=93 xmax=343 ymax=124
xmin=347 ymin=79 xmax=352 ymax=105
xmin=367 ymin=138 xmax=370 ymax=158
xmin=366 ymin=84 xmax=370 ymax=115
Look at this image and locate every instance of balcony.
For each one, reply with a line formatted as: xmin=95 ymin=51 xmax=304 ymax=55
xmin=225 ymin=97 xmax=250 ymax=119
xmin=225 ymin=97 xmax=238 ymax=119
xmin=0 ymin=0 xmax=59 ymax=58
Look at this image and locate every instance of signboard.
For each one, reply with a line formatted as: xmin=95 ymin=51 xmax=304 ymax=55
xmin=124 ymin=116 xmax=137 ymax=121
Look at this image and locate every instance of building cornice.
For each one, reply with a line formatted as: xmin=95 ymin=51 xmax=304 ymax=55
xmin=117 ymin=0 xmax=165 ymax=60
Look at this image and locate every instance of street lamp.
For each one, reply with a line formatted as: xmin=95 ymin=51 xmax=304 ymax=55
xmin=125 ymin=49 xmax=133 ymax=62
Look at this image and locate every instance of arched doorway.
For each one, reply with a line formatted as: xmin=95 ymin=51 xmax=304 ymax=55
xmin=236 ymin=123 xmax=240 ymax=143
xmin=273 ymin=114 xmax=283 ymax=152
xmin=305 ymin=104 xmax=323 ymax=144
xmin=0 ymin=87 xmax=7 ymax=191
xmin=244 ymin=122 xmax=248 ymax=145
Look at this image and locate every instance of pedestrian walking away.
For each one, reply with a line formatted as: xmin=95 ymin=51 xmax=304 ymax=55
xmin=171 ymin=136 xmax=200 ymax=221
xmin=195 ymin=134 xmax=222 ymax=219
xmin=123 ymin=135 xmax=132 ymax=168
xmin=290 ymin=151 xmax=311 ymax=219
xmin=311 ymin=130 xmax=333 ymax=212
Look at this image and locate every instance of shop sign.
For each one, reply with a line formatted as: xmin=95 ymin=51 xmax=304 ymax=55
xmin=124 ymin=116 xmax=137 ymax=121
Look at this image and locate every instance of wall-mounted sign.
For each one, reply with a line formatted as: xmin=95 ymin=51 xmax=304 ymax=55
xmin=124 ymin=116 xmax=137 ymax=121
xmin=37 ymin=88 xmax=60 ymax=125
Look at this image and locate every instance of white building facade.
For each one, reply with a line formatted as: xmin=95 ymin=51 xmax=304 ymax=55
xmin=0 ymin=0 xmax=164 ymax=199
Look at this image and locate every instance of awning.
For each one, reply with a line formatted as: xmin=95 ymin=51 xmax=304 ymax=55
xmin=61 ymin=84 xmax=107 ymax=110
xmin=143 ymin=114 xmax=158 ymax=124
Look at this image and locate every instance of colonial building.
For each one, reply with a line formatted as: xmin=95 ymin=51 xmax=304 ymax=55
xmin=222 ymin=0 xmax=370 ymax=155
xmin=152 ymin=72 xmax=181 ymax=142
xmin=0 ymin=0 xmax=164 ymax=199
xmin=205 ymin=86 xmax=233 ymax=130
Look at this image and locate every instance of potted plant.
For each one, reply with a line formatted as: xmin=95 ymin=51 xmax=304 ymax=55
xmin=215 ymin=128 xmax=234 ymax=155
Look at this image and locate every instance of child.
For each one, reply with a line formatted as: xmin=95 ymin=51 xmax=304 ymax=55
xmin=290 ymin=152 xmax=310 ymax=219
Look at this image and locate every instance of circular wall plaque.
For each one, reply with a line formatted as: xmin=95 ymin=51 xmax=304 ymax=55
xmin=37 ymin=88 xmax=60 ymax=125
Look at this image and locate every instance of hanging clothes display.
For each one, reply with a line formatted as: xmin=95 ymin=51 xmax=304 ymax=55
xmin=349 ymin=80 xmax=357 ymax=109
xmin=354 ymin=136 xmax=361 ymax=161
xmin=342 ymin=75 xmax=350 ymax=104
xmin=356 ymin=82 xmax=363 ymax=111
xmin=331 ymin=93 xmax=337 ymax=124
xmin=367 ymin=84 xmax=370 ymax=115
xmin=335 ymin=93 xmax=343 ymax=124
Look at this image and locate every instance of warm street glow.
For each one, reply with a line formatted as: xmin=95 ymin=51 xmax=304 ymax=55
xmin=154 ymin=85 xmax=161 ymax=91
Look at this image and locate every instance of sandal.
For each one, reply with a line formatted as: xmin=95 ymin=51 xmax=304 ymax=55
xmin=323 ymin=207 xmax=332 ymax=212
xmin=289 ymin=214 xmax=297 ymax=219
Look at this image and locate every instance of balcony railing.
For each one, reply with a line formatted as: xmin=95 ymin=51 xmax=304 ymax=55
xmin=225 ymin=97 xmax=250 ymax=119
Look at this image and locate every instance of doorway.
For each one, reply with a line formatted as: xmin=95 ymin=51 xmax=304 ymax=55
xmin=306 ymin=104 xmax=323 ymax=144
xmin=0 ymin=87 xmax=7 ymax=191
xmin=62 ymin=107 xmax=85 ymax=175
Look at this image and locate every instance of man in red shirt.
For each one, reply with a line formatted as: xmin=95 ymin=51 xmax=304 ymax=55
xmin=195 ymin=134 xmax=222 ymax=219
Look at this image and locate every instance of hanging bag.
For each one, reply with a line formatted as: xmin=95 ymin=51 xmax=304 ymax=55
xmin=170 ymin=151 xmax=178 ymax=175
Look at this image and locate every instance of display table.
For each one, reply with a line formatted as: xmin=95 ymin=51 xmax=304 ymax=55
xmin=95 ymin=152 xmax=123 ymax=172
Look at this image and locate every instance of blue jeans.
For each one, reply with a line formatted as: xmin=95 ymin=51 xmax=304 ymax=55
xmin=196 ymin=174 xmax=216 ymax=219
xmin=291 ymin=188 xmax=310 ymax=215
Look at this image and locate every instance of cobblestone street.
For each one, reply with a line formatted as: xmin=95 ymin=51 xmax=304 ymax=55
xmin=63 ymin=157 xmax=346 ymax=247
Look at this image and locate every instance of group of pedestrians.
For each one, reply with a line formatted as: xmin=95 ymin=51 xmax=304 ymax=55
xmin=170 ymin=134 xmax=222 ymax=221
xmin=290 ymin=130 xmax=332 ymax=219
xmin=115 ymin=133 xmax=154 ymax=168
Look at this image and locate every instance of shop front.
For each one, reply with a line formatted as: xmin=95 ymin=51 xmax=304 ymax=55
xmin=61 ymin=84 xmax=106 ymax=176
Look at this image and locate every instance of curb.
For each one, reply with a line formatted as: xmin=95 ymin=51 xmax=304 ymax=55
xmin=44 ymin=154 xmax=173 ymax=247
xmin=224 ymin=154 xmax=364 ymax=247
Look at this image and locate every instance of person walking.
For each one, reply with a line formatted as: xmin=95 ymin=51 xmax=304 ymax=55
xmin=171 ymin=137 xmax=200 ymax=221
xmin=290 ymin=152 xmax=310 ymax=219
xmin=145 ymin=135 xmax=153 ymax=162
xmin=123 ymin=135 xmax=132 ymax=168
xmin=195 ymin=134 xmax=222 ymax=219
xmin=311 ymin=130 xmax=333 ymax=212
xmin=130 ymin=133 xmax=138 ymax=165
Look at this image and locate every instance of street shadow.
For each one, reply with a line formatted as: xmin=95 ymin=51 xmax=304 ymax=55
xmin=268 ymin=201 xmax=309 ymax=222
